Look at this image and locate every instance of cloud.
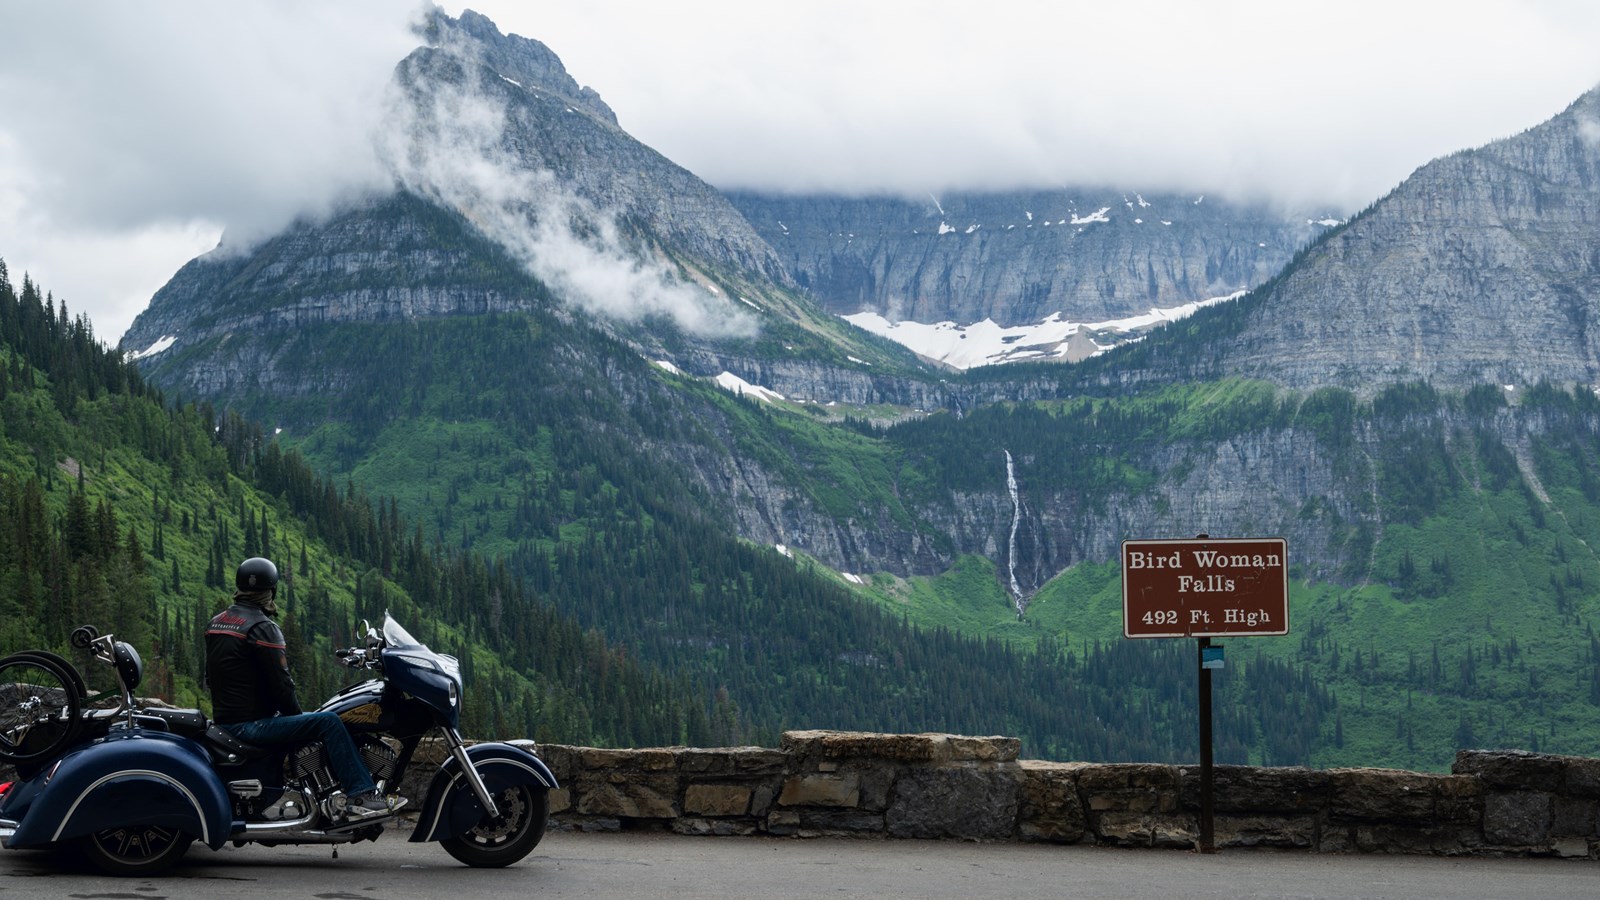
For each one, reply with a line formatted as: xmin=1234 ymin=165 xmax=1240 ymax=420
xmin=465 ymin=0 xmax=1600 ymax=211
xmin=0 ymin=1 xmax=421 ymax=340
xmin=379 ymin=43 xmax=756 ymax=338
xmin=0 ymin=1 xmax=415 ymax=243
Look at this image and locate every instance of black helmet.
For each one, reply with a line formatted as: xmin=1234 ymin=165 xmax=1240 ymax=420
xmin=236 ymin=557 xmax=280 ymax=594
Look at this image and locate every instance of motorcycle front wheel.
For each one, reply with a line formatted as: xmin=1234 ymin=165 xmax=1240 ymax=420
xmin=79 ymin=825 xmax=194 ymax=876
xmin=440 ymin=783 xmax=549 ymax=867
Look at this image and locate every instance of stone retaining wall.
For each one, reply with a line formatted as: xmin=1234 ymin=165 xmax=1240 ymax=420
xmin=533 ymin=730 xmax=1600 ymax=858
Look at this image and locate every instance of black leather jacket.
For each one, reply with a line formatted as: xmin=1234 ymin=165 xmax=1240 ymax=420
xmin=204 ymin=601 xmax=303 ymax=724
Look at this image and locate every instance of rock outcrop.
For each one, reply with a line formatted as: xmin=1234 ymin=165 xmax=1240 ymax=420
xmin=1215 ymin=86 xmax=1600 ymax=394
xmin=728 ymin=189 xmax=1336 ymax=326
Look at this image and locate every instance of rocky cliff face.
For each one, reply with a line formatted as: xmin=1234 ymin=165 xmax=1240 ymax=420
xmin=693 ymin=416 xmax=1370 ymax=593
xmin=727 ymin=189 xmax=1336 ymax=326
xmin=1215 ymin=87 xmax=1600 ymax=394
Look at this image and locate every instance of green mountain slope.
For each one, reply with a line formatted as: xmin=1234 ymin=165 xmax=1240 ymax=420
xmin=0 ymin=259 xmax=716 ymax=747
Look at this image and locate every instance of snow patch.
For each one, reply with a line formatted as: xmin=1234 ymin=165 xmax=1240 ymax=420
xmin=127 ymin=335 xmax=177 ymax=359
xmin=499 ymin=74 xmax=522 ymax=88
xmin=653 ymin=359 xmax=683 ymax=375
xmin=715 ymin=372 xmax=785 ymax=403
xmin=842 ymin=572 xmax=864 ymax=585
xmin=1310 ymin=218 xmax=1342 ymax=227
xmin=1070 ymin=207 xmax=1111 ymax=225
xmin=938 ymin=221 xmax=956 ymax=235
xmin=776 ymin=544 xmax=793 ymax=558
xmin=843 ymin=290 xmax=1249 ymax=370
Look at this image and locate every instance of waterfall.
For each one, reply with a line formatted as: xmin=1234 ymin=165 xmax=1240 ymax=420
xmin=1004 ymin=449 xmax=1025 ymax=617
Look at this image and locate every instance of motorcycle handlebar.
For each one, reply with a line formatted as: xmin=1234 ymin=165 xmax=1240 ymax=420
xmin=335 ymin=646 xmax=378 ymax=669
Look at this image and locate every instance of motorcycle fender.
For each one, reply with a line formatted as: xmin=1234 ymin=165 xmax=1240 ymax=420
xmin=5 ymin=730 xmax=232 ymax=851
xmin=410 ymin=742 xmax=557 ymax=843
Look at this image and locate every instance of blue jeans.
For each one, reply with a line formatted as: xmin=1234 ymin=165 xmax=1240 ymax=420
xmin=226 ymin=712 xmax=376 ymax=797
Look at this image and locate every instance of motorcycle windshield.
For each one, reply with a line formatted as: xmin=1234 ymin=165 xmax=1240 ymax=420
xmin=381 ymin=614 xmax=425 ymax=650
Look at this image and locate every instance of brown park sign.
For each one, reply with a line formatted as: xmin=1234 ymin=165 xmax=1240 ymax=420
xmin=1121 ymin=537 xmax=1289 ymax=638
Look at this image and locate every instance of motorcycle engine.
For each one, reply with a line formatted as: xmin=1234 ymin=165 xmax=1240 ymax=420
xmin=358 ymin=736 xmax=401 ymax=791
xmin=291 ymin=742 xmax=337 ymax=795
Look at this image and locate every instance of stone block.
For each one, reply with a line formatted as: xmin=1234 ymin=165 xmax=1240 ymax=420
xmin=1077 ymin=764 xmax=1179 ymax=794
xmin=1325 ymin=768 xmax=1438 ymax=823
xmin=1215 ymin=814 xmax=1315 ymax=848
xmin=1550 ymin=797 xmax=1598 ymax=838
xmin=1352 ymin=824 xmax=1474 ymax=854
xmin=671 ymin=817 xmax=760 ymax=837
xmin=796 ymin=808 xmax=886 ymax=833
xmin=1452 ymin=749 xmax=1565 ymax=792
xmin=1563 ymin=757 xmax=1600 ymax=798
xmin=767 ymin=809 xmax=800 ymax=835
xmin=679 ymin=747 xmax=786 ymax=776
xmin=1484 ymin=790 xmax=1551 ymax=847
xmin=779 ymin=773 xmax=860 ymax=808
xmin=684 ymin=784 xmax=752 ymax=817
xmin=1554 ymin=838 xmax=1592 ymax=859
xmin=547 ymin=787 xmax=572 ymax=815
xmin=783 ymin=730 xmax=948 ymax=763
xmin=576 ymin=773 xmax=678 ymax=819
xmin=1433 ymin=775 xmax=1485 ymax=827
xmin=538 ymin=744 xmax=581 ymax=783
xmin=1079 ymin=764 xmax=1180 ymax=823
xmin=946 ymin=735 xmax=1021 ymax=763
xmin=749 ymin=781 xmax=779 ymax=816
xmin=858 ymin=768 xmax=895 ymax=812
xmin=1095 ymin=812 xmax=1197 ymax=848
xmin=886 ymin=768 xmax=1019 ymax=840
xmin=579 ymin=747 xmax=680 ymax=772
xmin=1017 ymin=761 xmax=1086 ymax=843
xmin=1180 ymin=765 xmax=1331 ymax=813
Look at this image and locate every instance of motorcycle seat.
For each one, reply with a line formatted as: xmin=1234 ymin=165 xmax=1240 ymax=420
xmin=204 ymin=724 xmax=271 ymax=765
xmin=134 ymin=707 xmax=208 ymax=737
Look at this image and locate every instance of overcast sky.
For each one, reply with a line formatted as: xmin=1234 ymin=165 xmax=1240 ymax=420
xmin=3 ymin=1 xmax=1599 ymax=345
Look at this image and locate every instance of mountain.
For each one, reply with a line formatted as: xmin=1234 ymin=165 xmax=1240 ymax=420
xmin=113 ymin=9 xmax=1600 ymax=771
xmin=1077 ymin=85 xmax=1600 ymax=396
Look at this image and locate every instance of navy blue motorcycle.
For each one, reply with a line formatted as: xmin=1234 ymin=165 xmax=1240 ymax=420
xmin=0 ymin=614 xmax=556 ymax=875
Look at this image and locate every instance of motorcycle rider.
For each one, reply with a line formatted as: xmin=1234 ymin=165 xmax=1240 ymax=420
xmin=205 ymin=557 xmax=400 ymax=821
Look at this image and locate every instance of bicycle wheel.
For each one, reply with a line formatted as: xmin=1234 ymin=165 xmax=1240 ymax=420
xmin=0 ymin=652 xmax=83 ymax=765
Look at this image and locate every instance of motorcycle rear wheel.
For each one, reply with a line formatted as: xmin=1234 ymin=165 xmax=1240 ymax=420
xmin=79 ymin=825 xmax=194 ymax=876
xmin=440 ymin=783 xmax=548 ymax=868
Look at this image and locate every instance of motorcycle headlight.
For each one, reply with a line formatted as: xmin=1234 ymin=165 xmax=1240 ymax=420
xmin=448 ymin=679 xmax=459 ymax=707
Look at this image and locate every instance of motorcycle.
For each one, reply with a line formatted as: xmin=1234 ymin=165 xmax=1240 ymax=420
xmin=0 ymin=614 xmax=557 ymax=875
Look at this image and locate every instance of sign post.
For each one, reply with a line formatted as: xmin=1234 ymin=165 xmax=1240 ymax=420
xmin=1121 ymin=536 xmax=1288 ymax=854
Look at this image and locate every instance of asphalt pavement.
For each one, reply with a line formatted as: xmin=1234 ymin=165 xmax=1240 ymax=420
xmin=3 ymin=826 xmax=1600 ymax=899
